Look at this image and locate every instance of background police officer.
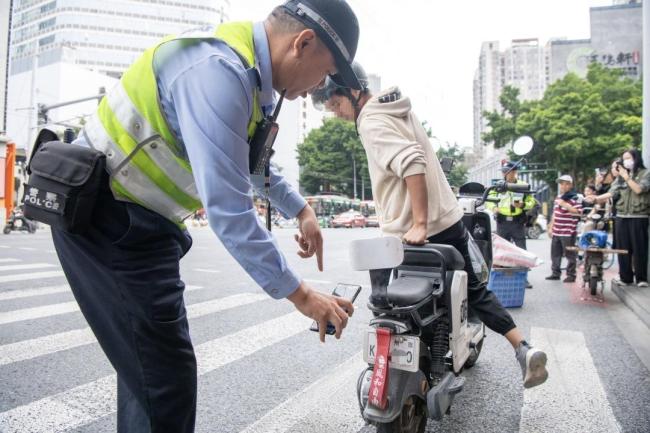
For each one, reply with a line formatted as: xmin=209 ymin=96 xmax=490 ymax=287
xmin=50 ymin=1 xmax=362 ymax=431
xmin=488 ymin=161 xmax=537 ymax=288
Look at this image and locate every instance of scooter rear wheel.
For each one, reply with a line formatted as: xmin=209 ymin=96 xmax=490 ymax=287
xmin=3 ymin=226 xmax=11 ymax=235
xmin=376 ymin=396 xmax=427 ymax=433
xmin=589 ymin=276 xmax=599 ymax=296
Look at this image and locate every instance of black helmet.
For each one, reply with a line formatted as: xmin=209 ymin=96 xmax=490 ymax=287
xmin=311 ymin=61 xmax=368 ymax=110
xmin=282 ymin=0 xmax=362 ymax=89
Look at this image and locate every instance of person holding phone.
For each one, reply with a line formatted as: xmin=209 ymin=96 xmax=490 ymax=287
xmin=48 ymin=2 xmax=363 ymax=431
xmin=586 ymin=149 xmax=650 ymax=287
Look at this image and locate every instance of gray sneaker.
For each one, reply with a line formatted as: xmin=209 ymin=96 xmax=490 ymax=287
xmin=515 ymin=341 xmax=548 ymax=389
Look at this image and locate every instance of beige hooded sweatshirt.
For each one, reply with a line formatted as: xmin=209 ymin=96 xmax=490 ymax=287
xmin=357 ymin=87 xmax=463 ymax=238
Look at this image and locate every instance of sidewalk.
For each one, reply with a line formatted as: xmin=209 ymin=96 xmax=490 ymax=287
xmin=612 ymin=281 xmax=650 ymax=329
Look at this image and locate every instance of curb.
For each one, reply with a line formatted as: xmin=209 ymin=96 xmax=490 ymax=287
xmin=611 ymin=281 xmax=650 ymax=329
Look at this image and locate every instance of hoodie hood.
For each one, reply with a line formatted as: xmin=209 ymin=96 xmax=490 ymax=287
xmin=358 ymin=86 xmax=411 ymax=126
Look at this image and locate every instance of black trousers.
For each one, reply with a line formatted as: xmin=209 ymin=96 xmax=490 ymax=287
xmin=52 ymin=183 xmax=196 ymax=433
xmin=496 ymin=218 xmax=527 ymax=250
xmin=615 ymin=217 xmax=649 ymax=284
xmin=550 ymin=235 xmax=577 ymax=278
xmin=371 ymin=221 xmax=516 ymax=336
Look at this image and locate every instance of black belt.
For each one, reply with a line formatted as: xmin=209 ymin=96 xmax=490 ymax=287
xmin=497 ymin=213 xmax=525 ymax=223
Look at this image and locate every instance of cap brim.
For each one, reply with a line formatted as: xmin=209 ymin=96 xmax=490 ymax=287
xmin=330 ymin=57 xmax=362 ymax=90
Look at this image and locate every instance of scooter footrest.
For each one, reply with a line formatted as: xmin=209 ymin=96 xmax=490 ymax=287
xmin=448 ymin=376 xmax=465 ymax=395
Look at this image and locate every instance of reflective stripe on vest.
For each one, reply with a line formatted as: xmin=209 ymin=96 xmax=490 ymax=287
xmin=84 ymin=21 xmax=264 ymax=224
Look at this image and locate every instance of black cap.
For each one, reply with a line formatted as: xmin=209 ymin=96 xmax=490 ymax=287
xmin=501 ymin=161 xmax=520 ymax=173
xmin=282 ymin=0 xmax=362 ymax=89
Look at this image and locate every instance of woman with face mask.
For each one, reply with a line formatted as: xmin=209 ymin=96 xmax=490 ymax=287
xmin=586 ymin=148 xmax=650 ymax=287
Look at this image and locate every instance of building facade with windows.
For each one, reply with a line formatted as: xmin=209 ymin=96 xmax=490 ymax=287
xmin=6 ymin=0 xmax=229 ymax=149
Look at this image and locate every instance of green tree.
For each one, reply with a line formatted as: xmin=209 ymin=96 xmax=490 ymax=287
xmin=482 ymin=63 xmax=642 ymax=188
xmin=437 ymin=144 xmax=468 ymax=188
xmin=482 ymin=85 xmax=530 ymax=149
xmin=297 ymin=118 xmax=370 ymax=198
xmin=516 ymin=63 xmax=642 ymax=187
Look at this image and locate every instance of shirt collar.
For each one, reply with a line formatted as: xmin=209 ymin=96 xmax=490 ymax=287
xmin=253 ymin=21 xmax=275 ymax=114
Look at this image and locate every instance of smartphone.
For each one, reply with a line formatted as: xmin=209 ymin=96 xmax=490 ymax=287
xmin=310 ymin=283 xmax=362 ymax=335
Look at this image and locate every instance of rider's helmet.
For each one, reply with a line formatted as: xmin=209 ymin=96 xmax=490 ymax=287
xmin=311 ymin=61 xmax=369 ymax=111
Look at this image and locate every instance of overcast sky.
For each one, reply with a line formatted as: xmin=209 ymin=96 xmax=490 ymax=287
xmin=230 ymin=0 xmax=613 ymax=148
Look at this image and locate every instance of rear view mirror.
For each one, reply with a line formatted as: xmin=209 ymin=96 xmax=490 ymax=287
xmin=349 ymin=237 xmax=404 ymax=271
xmin=512 ymin=136 xmax=534 ymax=156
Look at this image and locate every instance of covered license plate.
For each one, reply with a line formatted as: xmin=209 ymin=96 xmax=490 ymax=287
xmin=363 ymin=329 xmax=420 ymax=373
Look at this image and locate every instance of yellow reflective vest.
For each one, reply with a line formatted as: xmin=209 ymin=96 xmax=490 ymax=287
xmin=84 ymin=21 xmax=264 ymax=224
xmin=486 ymin=180 xmax=536 ymax=217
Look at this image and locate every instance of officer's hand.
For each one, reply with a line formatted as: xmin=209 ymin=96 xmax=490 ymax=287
xmin=403 ymin=224 xmax=427 ymax=245
xmin=296 ymin=205 xmax=324 ymax=271
xmin=288 ymin=282 xmax=354 ymax=342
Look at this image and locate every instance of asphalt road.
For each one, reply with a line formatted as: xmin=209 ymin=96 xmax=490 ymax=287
xmin=1 ymin=226 xmax=649 ymax=433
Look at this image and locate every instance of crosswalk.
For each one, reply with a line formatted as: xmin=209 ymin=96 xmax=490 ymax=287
xmin=0 ymin=253 xmax=627 ymax=433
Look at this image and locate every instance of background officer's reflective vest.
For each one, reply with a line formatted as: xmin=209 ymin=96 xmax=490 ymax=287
xmin=486 ymin=180 xmax=536 ymax=218
xmin=84 ymin=21 xmax=264 ymax=224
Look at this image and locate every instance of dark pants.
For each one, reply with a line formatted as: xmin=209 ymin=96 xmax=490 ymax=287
xmin=52 ymin=182 xmax=196 ymax=433
xmin=550 ymin=235 xmax=577 ymax=278
xmin=615 ymin=217 xmax=649 ymax=284
xmin=371 ymin=221 xmax=516 ymax=336
xmin=496 ymin=218 xmax=527 ymax=250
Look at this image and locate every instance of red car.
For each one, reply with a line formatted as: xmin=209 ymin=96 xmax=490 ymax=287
xmin=332 ymin=210 xmax=367 ymax=228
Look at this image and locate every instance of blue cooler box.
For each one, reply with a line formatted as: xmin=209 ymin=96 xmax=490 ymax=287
xmin=487 ymin=267 xmax=528 ymax=308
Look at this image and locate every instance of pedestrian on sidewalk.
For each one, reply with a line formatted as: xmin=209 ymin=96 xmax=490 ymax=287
xmin=546 ymin=175 xmax=583 ymax=283
xmin=586 ymin=149 xmax=650 ymax=287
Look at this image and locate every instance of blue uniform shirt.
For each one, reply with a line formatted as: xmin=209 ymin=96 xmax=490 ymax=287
xmin=80 ymin=22 xmax=306 ymax=299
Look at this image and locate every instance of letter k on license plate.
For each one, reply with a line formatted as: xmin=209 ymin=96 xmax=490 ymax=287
xmin=363 ymin=329 xmax=420 ymax=373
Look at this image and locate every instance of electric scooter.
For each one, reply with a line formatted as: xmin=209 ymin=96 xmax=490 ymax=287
xmin=351 ymin=180 xmax=532 ymax=433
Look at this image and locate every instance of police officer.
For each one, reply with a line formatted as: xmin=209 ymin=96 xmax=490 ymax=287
xmin=488 ymin=161 xmax=536 ymax=288
xmin=51 ymin=1 xmax=361 ymax=431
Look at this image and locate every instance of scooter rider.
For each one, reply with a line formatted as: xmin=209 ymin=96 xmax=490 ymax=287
xmin=49 ymin=1 xmax=361 ymax=431
xmin=311 ymin=62 xmax=548 ymax=389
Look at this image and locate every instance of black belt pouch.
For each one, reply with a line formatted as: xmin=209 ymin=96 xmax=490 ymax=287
xmin=23 ymin=131 xmax=106 ymax=234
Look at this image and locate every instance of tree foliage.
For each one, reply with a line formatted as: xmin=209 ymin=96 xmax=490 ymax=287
xmin=436 ymin=144 xmax=468 ymax=188
xmin=297 ymin=118 xmax=370 ymax=198
xmin=483 ymin=63 xmax=642 ymax=187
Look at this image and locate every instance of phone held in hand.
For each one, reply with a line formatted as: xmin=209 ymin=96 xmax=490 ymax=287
xmin=310 ymin=283 xmax=362 ymax=335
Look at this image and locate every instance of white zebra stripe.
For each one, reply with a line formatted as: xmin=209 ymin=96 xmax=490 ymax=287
xmin=0 ymin=312 xmax=309 ymax=432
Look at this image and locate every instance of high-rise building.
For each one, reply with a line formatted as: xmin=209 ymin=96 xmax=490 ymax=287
xmin=549 ymin=3 xmax=643 ymax=82
xmin=6 ymin=0 xmax=229 ymax=148
xmin=1 ymin=0 xmax=11 ymax=133
xmin=472 ymin=41 xmax=502 ymax=157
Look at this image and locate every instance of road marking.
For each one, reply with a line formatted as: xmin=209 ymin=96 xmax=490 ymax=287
xmin=0 ymin=258 xmax=20 ymax=263
xmin=192 ymin=268 xmax=221 ymax=274
xmin=0 ymin=271 xmax=65 ymax=284
xmin=0 ymin=245 xmax=9 ymax=249
xmin=0 ymin=328 xmax=96 ymax=366
xmin=0 ymin=285 xmax=70 ymax=301
xmin=303 ymin=279 xmax=332 ymax=285
xmin=240 ymin=352 xmax=366 ymax=433
xmin=519 ymin=327 xmax=622 ymax=433
xmin=18 ymin=247 xmax=36 ymax=251
xmin=0 ymin=263 xmax=56 ymax=272
xmin=0 ymin=284 xmax=202 ymax=302
xmin=0 ymin=292 xmax=264 ymax=366
xmin=0 ymin=301 xmax=79 ymax=325
xmin=0 ymin=312 xmax=310 ymax=432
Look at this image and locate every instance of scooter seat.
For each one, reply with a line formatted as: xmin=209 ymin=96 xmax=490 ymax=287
xmin=403 ymin=244 xmax=465 ymax=271
xmin=387 ymin=276 xmax=434 ymax=306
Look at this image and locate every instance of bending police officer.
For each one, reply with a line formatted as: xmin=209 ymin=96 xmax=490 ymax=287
xmin=51 ymin=1 xmax=362 ymax=432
